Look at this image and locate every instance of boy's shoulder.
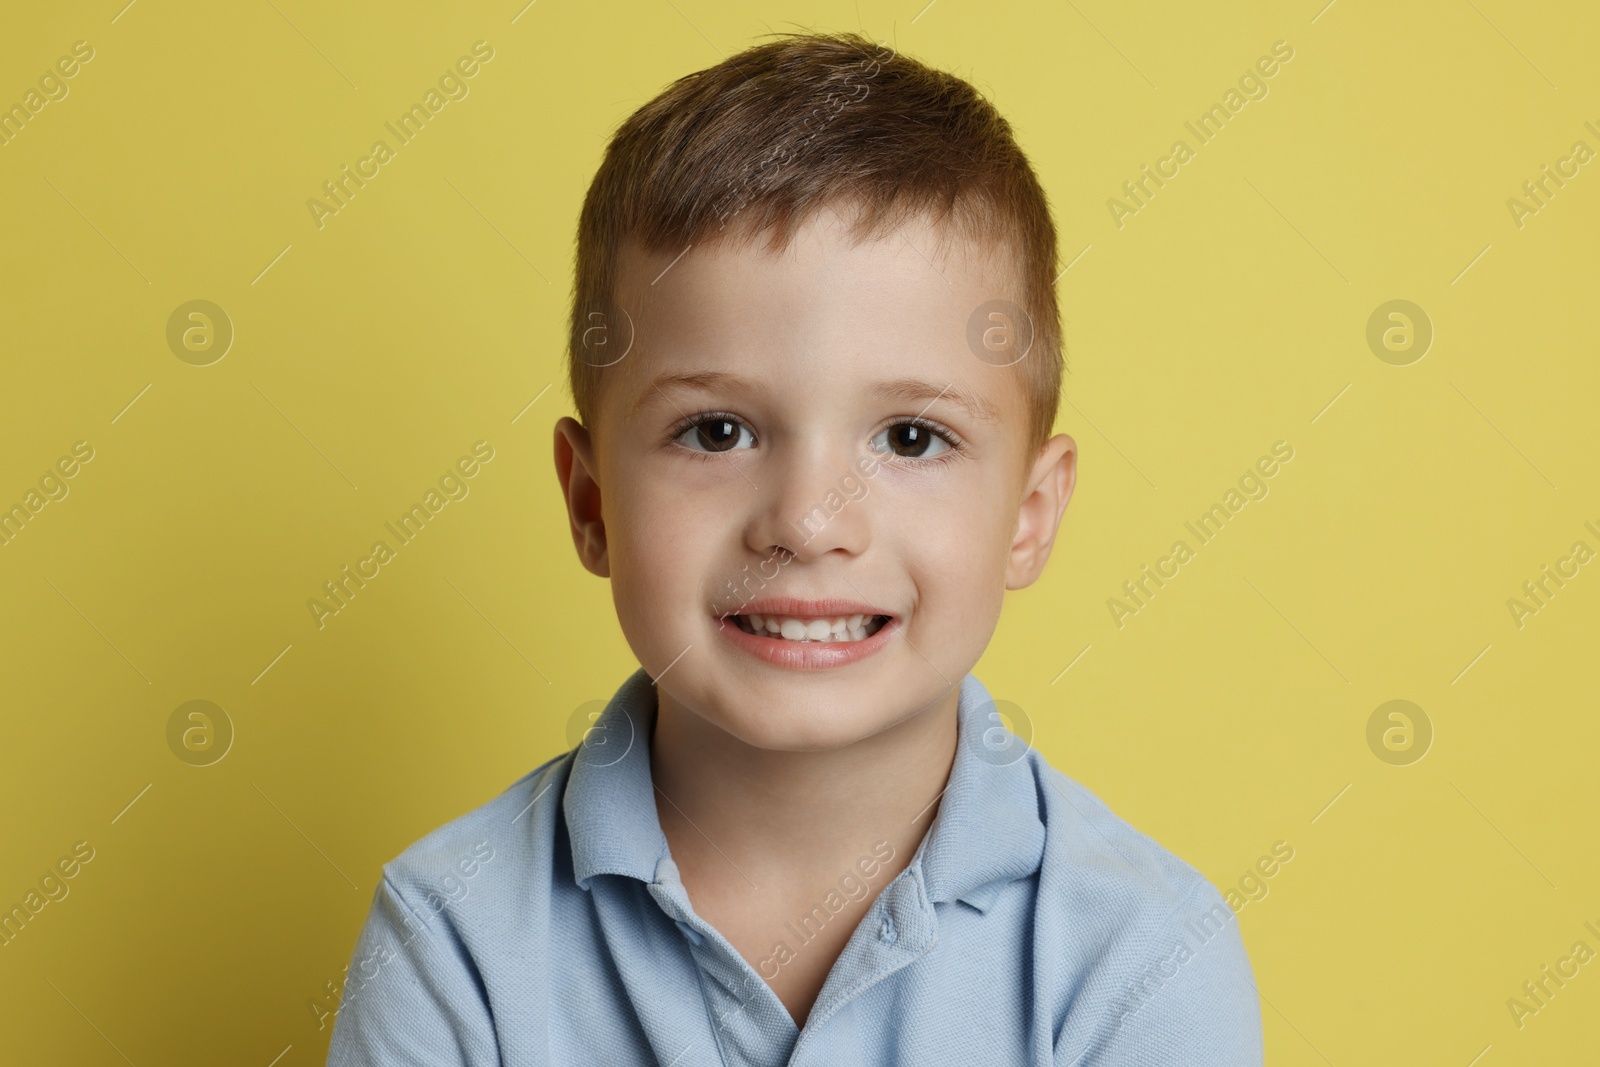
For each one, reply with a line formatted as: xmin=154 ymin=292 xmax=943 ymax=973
xmin=1024 ymin=746 xmax=1229 ymax=919
xmin=1022 ymin=746 xmax=1260 ymax=1057
xmin=374 ymin=748 xmax=577 ymax=911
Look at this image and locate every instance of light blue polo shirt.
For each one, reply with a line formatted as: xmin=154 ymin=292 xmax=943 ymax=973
xmin=326 ymin=668 xmax=1263 ymax=1065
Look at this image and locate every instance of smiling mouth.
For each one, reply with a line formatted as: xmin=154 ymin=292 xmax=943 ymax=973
xmin=725 ymin=612 xmax=892 ymax=643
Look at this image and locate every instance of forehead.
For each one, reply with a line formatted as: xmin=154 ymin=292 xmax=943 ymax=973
xmin=602 ymin=207 xmax=1029 ymax=424
xmin=616 ymin=205 xmax=1017 ymax=320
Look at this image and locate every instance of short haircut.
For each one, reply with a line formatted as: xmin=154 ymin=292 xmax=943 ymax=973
xmin=567 ymin=30 xmax=1064 ymax=457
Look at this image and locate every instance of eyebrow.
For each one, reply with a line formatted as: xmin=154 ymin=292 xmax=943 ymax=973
xmin=869 ymin=377 xmax=1002 ymax=425
xmin=630 ymin=371 xmax=1002 ymax=425
xmin=629 ymin=371 xmax=750 ymax=419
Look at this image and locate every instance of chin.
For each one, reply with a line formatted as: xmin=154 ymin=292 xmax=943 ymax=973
xmin=738 ymin=709 xmax=882 ymax=752
xmin=684 ymin=680 xmax=896 ymax=752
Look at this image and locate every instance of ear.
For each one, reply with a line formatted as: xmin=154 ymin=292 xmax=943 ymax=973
xmin=1005 ymin=433 xmax=1076 ymax=590
xmin=553 ymin=416 xmax=610 ymax=578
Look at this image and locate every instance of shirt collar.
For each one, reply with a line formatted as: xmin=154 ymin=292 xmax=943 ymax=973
xmin=915 ymin=672 xmax=1047 ymax=911
xmin=564 ymin=668 xmax=1045 ymax=912
xmin=562 ymin=667 xmax=666 ymax=889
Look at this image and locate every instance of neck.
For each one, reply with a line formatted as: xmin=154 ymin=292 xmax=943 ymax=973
xmin=648 ymin=681 xmax=963 ymax=895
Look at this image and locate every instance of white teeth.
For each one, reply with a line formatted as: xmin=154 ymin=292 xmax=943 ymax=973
xmin=736 ymin=613 xmax=883 ymax=643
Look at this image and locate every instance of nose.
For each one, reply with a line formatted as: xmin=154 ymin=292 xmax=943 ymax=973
xmin=745 ymin=436 xmax=872 ymax=565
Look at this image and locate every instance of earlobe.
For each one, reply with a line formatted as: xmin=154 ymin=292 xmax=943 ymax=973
xmin=1005 ymin=433 xmax=1077 ymax=590
xmin=553 ymin=417 xmax=610 ymax=578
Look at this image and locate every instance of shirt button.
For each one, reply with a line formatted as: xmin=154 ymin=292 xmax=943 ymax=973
xmin=675 ymin=919 xmax=705 ymax=946
xmin=878 ymin=916 xmax=898 ymax=944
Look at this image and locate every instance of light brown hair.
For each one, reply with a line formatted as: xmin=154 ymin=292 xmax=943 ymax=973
xmin=567 ymin=30 xmax=1064 ymax=456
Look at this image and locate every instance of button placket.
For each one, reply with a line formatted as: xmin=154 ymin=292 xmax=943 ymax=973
xmin=648 ymin=867 xmax=799 ymax=1066
xmin=787 ymin=868 xmax=940 ymax=1065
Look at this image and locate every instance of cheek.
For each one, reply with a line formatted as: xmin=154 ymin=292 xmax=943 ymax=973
xmin=877 ymin=468 xmax=1012 ymax=631
xmin=886 ymin=457 xmax=1016 ymax=551
xmin=604 ymin=469 xmax=726 ymax=628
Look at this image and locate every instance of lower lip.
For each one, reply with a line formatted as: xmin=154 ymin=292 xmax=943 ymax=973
xmin=714 ymin=615 xmax=898 ymax=670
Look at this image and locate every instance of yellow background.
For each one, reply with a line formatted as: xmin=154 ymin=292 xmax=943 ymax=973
xmin=2 ymin=1 xmax=1597 ymax=1063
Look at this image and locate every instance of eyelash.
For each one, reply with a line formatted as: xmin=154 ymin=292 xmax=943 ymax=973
xmin=663 ymin=412 xmax=969 ymax=466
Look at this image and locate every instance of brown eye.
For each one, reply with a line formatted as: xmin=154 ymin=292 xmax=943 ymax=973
xmin=871 ymin=420 xmax=952 ymax=459
xmin=676 ymin=416 xmax=755 ymax=453
xmin=697 ymin=419 xmax=738 ymax=451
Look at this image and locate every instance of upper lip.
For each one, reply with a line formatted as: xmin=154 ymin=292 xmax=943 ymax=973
xmin=718 ymin=598 xmax=892 ymax=619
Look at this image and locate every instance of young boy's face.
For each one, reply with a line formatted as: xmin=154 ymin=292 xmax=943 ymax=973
xmin=555 ymin=205 xmax=1076 ymax=752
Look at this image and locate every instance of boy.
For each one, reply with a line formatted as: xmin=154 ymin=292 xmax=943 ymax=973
xmin=327 ymin=31 xmax=1262 ymax=1066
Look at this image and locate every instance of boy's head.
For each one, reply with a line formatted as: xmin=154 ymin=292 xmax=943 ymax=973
xmin=555 ymin=32 xmax=1077 ymax=751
